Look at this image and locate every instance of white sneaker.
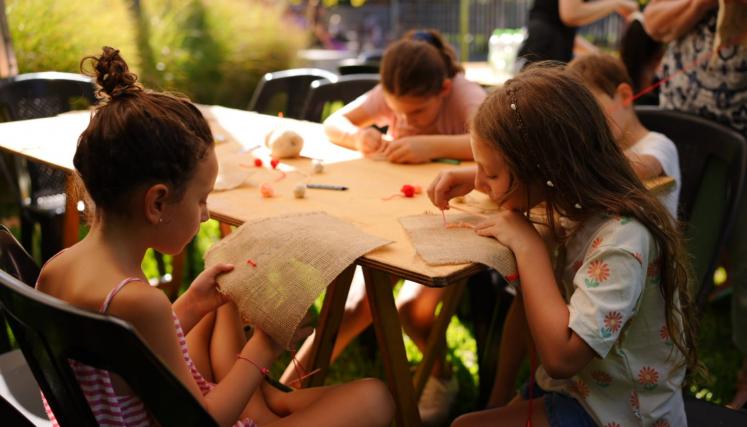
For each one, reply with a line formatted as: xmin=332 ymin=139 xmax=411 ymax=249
xmin=418 ymin=375 xmax=459 ymax=427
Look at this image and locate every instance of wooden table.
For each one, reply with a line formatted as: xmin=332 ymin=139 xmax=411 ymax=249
xmin=0 ymin=107 xmax=677 ymax=427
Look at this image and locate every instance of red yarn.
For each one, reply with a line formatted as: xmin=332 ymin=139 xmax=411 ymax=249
xmin=270 ymin=159 xmax=280 ymax=169
xmin=254 ymin=158 xmax=263 ymax=167
xmin=400 ymin=184 xmax=415 ymax=198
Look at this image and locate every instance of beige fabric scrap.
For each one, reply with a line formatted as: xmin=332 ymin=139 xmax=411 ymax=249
xmin=399 ymin=212 xmax=517 ymax=280
xmin=715 ymin=1 xmax=747 ymax=52
xmin=204 ymin=211 xmax=392 ymax=349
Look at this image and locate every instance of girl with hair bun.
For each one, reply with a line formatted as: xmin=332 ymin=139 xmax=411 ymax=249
xmin=35 ymin=47 xmax=394 ymax=427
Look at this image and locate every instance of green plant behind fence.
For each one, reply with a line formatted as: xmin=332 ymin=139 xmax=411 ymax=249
xmin=6 ymin=0 xmax=307 ymax=109
xmin=6 ymin=0 xmax=140 ymax=74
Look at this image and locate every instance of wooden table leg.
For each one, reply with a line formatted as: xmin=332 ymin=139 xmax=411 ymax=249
xmin=62 ymin=174 xmax=79 ymax=248
xmin=413 ymin=279 xmax=467 ymax=399
xmin=304 ymin=264 xmax=356 ymax=388
xmin=363 ymin=266 xmax=422 ymax=427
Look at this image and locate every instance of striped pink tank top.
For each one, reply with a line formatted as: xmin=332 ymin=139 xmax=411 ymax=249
xmin=40 ymin=277 xmax=256 ymax=427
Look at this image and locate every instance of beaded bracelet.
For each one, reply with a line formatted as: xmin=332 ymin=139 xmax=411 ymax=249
xmin=236 ymin=355 xmax=270 ymax=376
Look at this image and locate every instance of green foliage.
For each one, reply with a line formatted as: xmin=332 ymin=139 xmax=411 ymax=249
xmin=138 ymin=0 xmax=307 ymax=107
xmin=6 ymin=0 xmax=140 ymax=74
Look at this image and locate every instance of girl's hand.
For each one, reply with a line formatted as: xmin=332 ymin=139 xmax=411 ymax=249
xmin=427 ymin=166 xmax=477 ymax=210
xmin=354 ymin=128 xmax=384 ymax=154
xmin=383 ymin=136 xmax=433 ymax=164
xmin=186 ymin=263 xmax=234 ymax=315
xmin=474 ymin=210 xmax=544 ymax=255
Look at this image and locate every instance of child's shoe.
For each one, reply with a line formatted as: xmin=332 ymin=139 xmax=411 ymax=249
xmin=418 ymin=374 xmax=458 ymax=427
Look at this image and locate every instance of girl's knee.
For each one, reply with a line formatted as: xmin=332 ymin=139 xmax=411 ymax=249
xmin=352 ymin=378 xmax=395 ymax=425
xmin=450 ymin=412 xmax=478 ymax=427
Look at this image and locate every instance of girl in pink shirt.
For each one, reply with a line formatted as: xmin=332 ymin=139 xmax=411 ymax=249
xmin=324 ymin=29 xmax=486 ymax=163
xmin=35 ymin=46 xmax=394 ymax=427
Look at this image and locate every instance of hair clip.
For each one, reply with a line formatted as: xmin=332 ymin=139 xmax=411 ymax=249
xmin=574 ymin=203 xmax=582 ymax=209
xmin=412 ymin=30 xmax=438 ymax=46
xmin=546 ymin=180 xmax=554 ymax=188
xmin=510 ymin=103 xmax=517 ymax=110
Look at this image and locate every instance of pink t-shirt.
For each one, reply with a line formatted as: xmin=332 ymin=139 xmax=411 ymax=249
xmin=356 ymin=73 xmax=486 ymax=139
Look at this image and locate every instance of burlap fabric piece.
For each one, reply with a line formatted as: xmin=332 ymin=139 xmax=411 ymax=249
xmin=399 ymin=212 xmax=518 ymax=282
xmin=204 ymin=211 xmax=392 ymax=349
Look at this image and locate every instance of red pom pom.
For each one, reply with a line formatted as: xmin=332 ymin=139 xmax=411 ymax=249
xmin=400 ymin=184 xmax=415 ymax=198
xmin=270 ymin=159 xmax=280 ymax=169
xmin=254 ymin=158 xmax=263 ymax=167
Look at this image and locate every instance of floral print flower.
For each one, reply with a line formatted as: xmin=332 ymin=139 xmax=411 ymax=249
xmin=660 ymin=325 xmax=673 ymax=346
xmin=638 ymin=366 xmax=660 ymax=390
xmin=570 ymin=379 xmax=591 ymax=399
xmin=592 ymin=370 xmax=612 ymax=387
xmin=604 ymin=311 xmax=623 ymax=333
xmin=592 ymin=237 xmax=603 ymax=249
xmin=629 ymin=391 xmax=639 ymax=412
xmin=585 ymin=260 xmax=610 ymax=287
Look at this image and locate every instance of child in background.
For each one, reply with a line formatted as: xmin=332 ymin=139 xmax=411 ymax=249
xmin=324 ymin=29 xmax=486 ymax=163
xmin=286 ymin=30 xmax=485 ymax=425
xmin=568 ymin=53 xmax=680 ymax=219
xmin=428 ymin=65 xmax=697 ymax=426
xmin=35 ymin=47 xmax=394 ymax=427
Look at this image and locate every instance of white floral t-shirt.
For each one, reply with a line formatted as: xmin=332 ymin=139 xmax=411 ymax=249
xmin=535 ymin=214 xmax=687 ymax=427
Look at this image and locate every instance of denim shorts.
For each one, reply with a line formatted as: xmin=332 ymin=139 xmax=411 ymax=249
xmin=519 ymin=381 xmax=597 ymax=427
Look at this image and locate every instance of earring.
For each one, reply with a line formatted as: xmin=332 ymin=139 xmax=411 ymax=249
xmin=158 ymin=217 xmax=164 ymax=223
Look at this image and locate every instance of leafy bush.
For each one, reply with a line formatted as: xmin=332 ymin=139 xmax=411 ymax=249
xmin=6 ymin=0 xmax=140 ymax=74
xmin=137 ymin=0 xmax=307 ymax=107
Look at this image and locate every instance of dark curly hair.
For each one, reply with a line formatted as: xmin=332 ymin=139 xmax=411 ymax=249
xmin=75 ymin=47 xmax=213 ymax=215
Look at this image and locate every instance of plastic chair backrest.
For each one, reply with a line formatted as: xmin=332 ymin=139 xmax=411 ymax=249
xmin=0 ymin=225 xmax=40 ymax=353
xmin=636 ymin=106 xmax=747 ymax=307
xmin=0 ymin=72 xmax=96 ymax=200
xmin=0 ymin=269 xmax=218 ymax=426
xmin=301 ymin=74 xmax=380 ymax=123
xmin=247 ymin=68 xmax=338 ymax=119
xmin=338 ymin=63 xmax=380 ymax=75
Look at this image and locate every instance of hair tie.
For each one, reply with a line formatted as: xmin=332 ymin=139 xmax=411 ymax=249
xmin=412 ymin=30 xmax=439 ymax=47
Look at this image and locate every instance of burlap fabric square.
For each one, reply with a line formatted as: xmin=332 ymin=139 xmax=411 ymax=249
xmin=399 ymin=212 xmax=518 ymax=283
xmin=204 ymin=211 xmax=391 ymax=349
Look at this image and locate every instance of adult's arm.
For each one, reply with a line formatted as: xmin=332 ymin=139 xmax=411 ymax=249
xmin=643 ymin=0 xmax=717 ymax=42
xmin=559 ymin=0 xmax=639 ymax=27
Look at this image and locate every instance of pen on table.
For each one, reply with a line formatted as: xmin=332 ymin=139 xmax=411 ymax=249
xmin=306 ymin=183 xmax=348 ymax=191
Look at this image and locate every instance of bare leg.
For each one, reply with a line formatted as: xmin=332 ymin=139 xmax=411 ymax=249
xmin=451 ymin=396 xmax=550 ymax=427
xmin=262 ymin=378 xmax=395 ymax=427
xmin=396 ymin=280 xmax=447 ymax=377
xmin=209 ymin=301 xmax=247 ymax=381
xmin=185 ymin=310 xmax=217 ymax=383
xmin=486 ymin=293 xmax=531 ymax=408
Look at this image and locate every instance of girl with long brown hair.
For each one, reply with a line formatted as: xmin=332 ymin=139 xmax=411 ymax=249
xmin=428 ymin=64 xmax=697 ymax=426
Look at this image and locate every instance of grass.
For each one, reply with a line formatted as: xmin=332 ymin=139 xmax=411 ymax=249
xmin=1 ymin=212 xmax=745 ymax=423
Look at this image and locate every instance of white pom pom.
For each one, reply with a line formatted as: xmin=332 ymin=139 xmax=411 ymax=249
xmin=265 ymin=128 xmax=303 ymax=159
xmin=312 ymin=159 xmax=324 ymax=174
xmin=293 ymin=183 xmax=306 ymax=199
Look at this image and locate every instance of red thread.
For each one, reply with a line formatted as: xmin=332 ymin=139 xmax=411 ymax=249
xmin=254 ymin=158 xmax=263 ymax=167
xmin=271 ymin=159 xmax=280 ymax=169
xmin=246 ymin=259 xmax=257 ymax=267
xmin=236 ymin=354 xmax=270 ymax=376
xmin=286 ymin=346 xmax=322 ymax=387
xmin=526 ymin=348 xmax=536 ymax=427
xmin=381 ymin=194 xmax=403 ymax=201
xmin=275 ymin=170 xmax=287 ymax=182
xmin=505 ymin=273 xmax=520 ymax=283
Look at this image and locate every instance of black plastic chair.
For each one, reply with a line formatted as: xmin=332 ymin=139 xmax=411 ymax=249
xmin=0 ymin=225 xmax=42 ymax=425
xmin=247 ymin=68 xmax=338 ymax=119
xmin=301 ymin=74 xmax=380 ymax=123
xmin=0 ymin=270 xmax=218 ymax=425
xmin=0 ymin=72 xmax=97 ymax=261
xmin=636 ymin=106 xmax=747 ymax=308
